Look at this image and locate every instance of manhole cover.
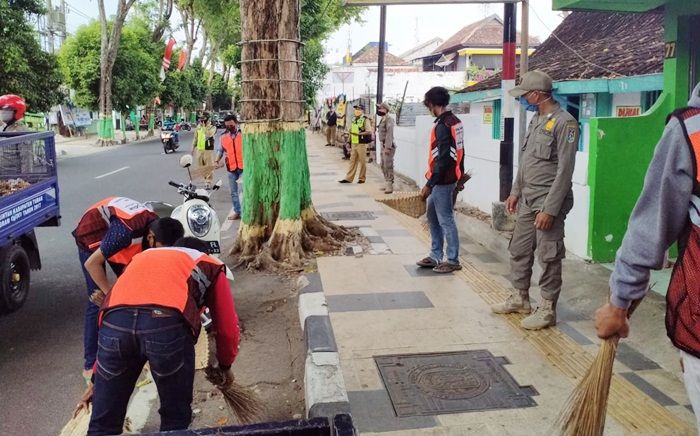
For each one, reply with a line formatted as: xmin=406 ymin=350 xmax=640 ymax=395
xmin=375 ymin=350 xmax=537 ymax=417
xmin=320 ymin=211 xmax=376 ymax=221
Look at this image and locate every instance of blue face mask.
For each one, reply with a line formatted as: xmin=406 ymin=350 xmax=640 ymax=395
xmin=519 ymin=97 xmax=538 ymax=112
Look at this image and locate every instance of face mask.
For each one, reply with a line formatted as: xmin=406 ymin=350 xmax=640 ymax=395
xmin=0 ymin=110 xmax=14 ymax=123
xmin=519 ymin=97 xmax=538 ymax=112
xmin=377 ymin=110 xmax=386 ymax=117
xmin=227 ymin=125 xmax=237 ymax=133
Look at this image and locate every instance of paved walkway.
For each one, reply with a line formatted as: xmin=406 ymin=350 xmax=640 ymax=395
xmin=305 ymin=131 xmax=696 ymax=435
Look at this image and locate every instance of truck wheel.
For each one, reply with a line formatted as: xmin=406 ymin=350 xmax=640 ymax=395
xmin=0 ymin=245 xmax=30 ymax=312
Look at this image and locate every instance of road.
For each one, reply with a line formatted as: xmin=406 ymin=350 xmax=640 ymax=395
xmin=0 ymin=131 xmax=234 ymax=435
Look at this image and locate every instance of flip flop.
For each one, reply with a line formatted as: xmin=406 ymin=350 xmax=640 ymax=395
xmin=416 ymin=257 xmax=438 ymax=268
xmin=433 ymin=262 xmax=463 ymax=274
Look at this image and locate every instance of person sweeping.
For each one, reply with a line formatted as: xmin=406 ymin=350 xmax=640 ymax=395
xmin=592 ymin=82 xmax=700 ymax=431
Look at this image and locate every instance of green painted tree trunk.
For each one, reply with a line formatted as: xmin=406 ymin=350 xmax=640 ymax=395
xmin=232 ymin=0 xmax=348 ymax=269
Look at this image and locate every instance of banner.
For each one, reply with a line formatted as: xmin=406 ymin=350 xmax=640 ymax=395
xmin=177 ymin=49 xmax=187 ymax=71
xmin=162 ymin=37 xmax=176 ymax=72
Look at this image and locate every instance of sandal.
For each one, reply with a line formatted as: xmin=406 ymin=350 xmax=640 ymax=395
xmin=416 ymin=257 xmax=438 ymax=268
xmin=433 ymin=262 xmax=462 ymax=274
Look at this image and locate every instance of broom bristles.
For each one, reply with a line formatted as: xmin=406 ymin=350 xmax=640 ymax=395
xmin=204 ymin=365 xmax=265 ymax=424
xmin=553 ymin=337 xmax=620 ymax=436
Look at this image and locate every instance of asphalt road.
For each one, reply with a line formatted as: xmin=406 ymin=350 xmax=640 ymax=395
xmin=0 ymin=131 xmax=233 ymax=435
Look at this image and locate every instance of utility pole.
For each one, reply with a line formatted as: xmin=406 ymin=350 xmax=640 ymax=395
xmin=518 ymin=0 xmax=529 ymax=153
xmin=59 ymin=0 xmax=67 ymax=45
xmin=499 ymin=2 xmax=516 ymax=202
xmin=377 ymin=5 xmax=387 ymax=106
xmin=46 ymin=0 xmax=55 ymax=54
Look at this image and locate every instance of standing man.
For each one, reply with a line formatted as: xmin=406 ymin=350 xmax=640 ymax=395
xmin=376 ymin=102 xmax=396 ymax=194
xmin=326 ymin=107 xmax=338 ymax=147
xmin=215 ymin=114 xmax=244 ymax=220
xmin=594 ymin=83 xmax=700 ymax=428
xmin=490 ymin=71 xmax=579 ymax=331
xmin=338 ymin=104 xmax=373 ymax=184
xmin=191 ymin=112 xmax=217 ymax=188
xmin=72 ymin=197 xmax=159 ymax=383
xmin=85 ymin=235 xmax=240 ymax=434
xmin=416 ymin=87 xmax=464 ymax=274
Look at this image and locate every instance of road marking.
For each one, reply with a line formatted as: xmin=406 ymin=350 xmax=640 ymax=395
xmin=95 ymin=166 xmax=130 ymax=179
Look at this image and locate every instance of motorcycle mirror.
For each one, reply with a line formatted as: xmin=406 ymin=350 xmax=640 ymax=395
xmin=213 ymin=180 xmax=223 ymax=190
xmin=180 ymin=154 xmax=193 ymax=168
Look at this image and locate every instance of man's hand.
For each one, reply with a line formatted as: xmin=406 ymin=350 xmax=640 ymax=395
xmin=215 ymin=161 xmax=224 ymax=169
xmin=534 ymin=212 xmax=554 ymax=230
xmin=218 ymin=368 xmax=235 ymax=388
xmin=420 ymin=185 xmax=432 ymax=201
xmin=594 ymin=302 xmax=629 ymax=339
xmin=72 ymin=383 xmax=94 ymax=418
xmin=505 ymin=195 xmax=519 ymax=215
xmin=89 ymin=289 xmax=106 ymax=306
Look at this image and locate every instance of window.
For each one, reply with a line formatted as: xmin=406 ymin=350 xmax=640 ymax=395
xmin=642 ymin=90 xmax=662 ymax=113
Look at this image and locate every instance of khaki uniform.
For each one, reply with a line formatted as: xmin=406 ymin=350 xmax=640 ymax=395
xmin=509 ymin=105 xmax=579 ymax=302
xmin=377 ymin=114 xmax=396 ymax=191
xmin=192 ymin=122 xmax=217 ymax=184
xmin=345 ymin=115 xmax=373 ymax=183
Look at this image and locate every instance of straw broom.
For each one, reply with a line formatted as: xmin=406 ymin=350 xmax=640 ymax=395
xmin=554 ymin=298 xmax=642 ymax=435
xmin=203 ymin=332 xmax=264 ymax=424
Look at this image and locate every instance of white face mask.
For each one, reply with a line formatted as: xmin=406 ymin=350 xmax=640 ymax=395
xmin=0 ymin=110 xmax=14 ymax=124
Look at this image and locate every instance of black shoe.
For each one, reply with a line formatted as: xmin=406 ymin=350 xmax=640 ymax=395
xmin=357 ymin=180 xmax=365 ymax=184
xmin=338 ymin=179 xmax=351 ymax=184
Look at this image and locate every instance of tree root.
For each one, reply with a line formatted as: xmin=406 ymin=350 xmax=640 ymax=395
xmin=230 ymin=207 xmax=351 ymax=272
xmin=96 ymin=138 xmax=116 ymax=147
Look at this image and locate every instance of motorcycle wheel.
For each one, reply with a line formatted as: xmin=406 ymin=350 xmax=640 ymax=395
xmin=163 ymin=143 xmax=170 ymax=154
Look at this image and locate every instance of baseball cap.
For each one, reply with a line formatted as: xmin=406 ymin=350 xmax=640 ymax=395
xmin=353 ymin=104 xmax=365 ymax=110
xmin=508 ymin=70 xmax=553 ymax=98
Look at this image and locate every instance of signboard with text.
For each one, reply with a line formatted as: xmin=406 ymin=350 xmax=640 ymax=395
xmin=616 ymin=106 xmax=641 ymax=118
xmin=483 ymin=106 xmax=493 ymax=124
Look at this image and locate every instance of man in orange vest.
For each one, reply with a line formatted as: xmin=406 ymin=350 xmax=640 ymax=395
xmin=416 ymin=87 xmax=465 ymax=274
xmin=215 ymin=114 xmax=244 ymax=220
xmin=86 ymin=237 xmax=240 ymax=434
xmin=595 ymin=82 xmax=700 ymax=428
xmin=72 ymin=197 xmax=159 ymax=382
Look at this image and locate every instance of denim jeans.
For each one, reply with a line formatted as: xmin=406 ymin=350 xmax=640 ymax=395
xmin=78 ymin=247 xmax=124 ymax=371
xmin=88 ymin=308 xmax=195 ymax=435
xmin=227 ymin=169 xmax=243 ymax=214
xmin=426 ymin=183 xmax=460 ymax=264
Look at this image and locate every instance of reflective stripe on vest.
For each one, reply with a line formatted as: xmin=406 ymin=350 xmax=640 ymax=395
xmin=666 ymin=107 xmax=700 ymax=357
xmin=73 ymin=197 xmax=156 ymax=264
xmin=221 ymin=132 xmax=244 ymax=171
xmin=99 ymin=247 xmax=225 ymax=335
xmin=425 ymin=117 xmax=465 ymax=183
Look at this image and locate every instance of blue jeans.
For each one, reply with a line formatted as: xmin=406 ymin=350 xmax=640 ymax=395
xmin=88 ymin=308 xmax=195 ymax=435
xmin=228 ymin=169 xmax=243 ymax=214
xmin=79 ymin=248 xmax=124 ymax=371
xmin=426 ymin=183 xmax=460 ymax=264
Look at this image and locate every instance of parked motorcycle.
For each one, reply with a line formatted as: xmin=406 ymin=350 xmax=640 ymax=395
xmin=160 ymin=128 xmax=179 ymax=154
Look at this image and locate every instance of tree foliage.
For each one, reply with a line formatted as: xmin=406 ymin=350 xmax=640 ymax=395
xmin=59 ymin=20 xmax=161 ymax=113
xmin=0 ymin=0 xmax=64 ymax=111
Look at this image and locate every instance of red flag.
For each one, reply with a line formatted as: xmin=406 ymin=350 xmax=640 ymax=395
xmin=177 ymin=49 xmax=187 ymax=71
xmin=162 ymin=37 xmax=176 ymax=72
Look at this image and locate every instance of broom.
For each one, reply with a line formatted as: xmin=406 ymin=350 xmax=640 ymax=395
xmin=203 ymin=333 xmax=264 ymax=424
xmin=553 ymin=298 xmax=642 ymax=435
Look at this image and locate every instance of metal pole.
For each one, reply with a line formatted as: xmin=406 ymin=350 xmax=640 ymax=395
xmin=377 ymin=5 xmax=387 ymax=105
xmin=518 ymin=0 xmax=529 ymax=155
xmin=499 ymin=2 xmax=516 ymax=202
xmin=46 ymin=0 xmax=55 ymax=54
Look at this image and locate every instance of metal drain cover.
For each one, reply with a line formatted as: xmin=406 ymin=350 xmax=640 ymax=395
xmin=375 ymin=350 xmax=537 ymax=417
xmin=320 ymin=211 xmax=376 ymax=221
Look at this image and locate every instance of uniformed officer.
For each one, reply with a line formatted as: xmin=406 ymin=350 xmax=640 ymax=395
xmin=376 ymin=102 xmax=396 ymax=194
xmin=491 ymin=70 xmax=579 ymax=330
xmin=338 ymin=104 xmax=373 ymax=184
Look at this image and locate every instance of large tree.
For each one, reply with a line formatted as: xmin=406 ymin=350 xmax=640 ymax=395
xmin=231 ymin=0 xmax=348 ymax=270
xmin=0 ymin=0 xmax=63 ymax=111
xmin=96 ymin=0 xmax=137 ymax=145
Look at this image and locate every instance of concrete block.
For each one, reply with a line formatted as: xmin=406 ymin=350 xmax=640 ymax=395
xmin=491 ymin=201 xmax=515 ymax=232
xmin=299 ymin=292 xmax=329 ymax=330
xmin=305 ymin=315 xmax=338 ymax=353
xmin=305 ymin=352 xmax=350 ymax=417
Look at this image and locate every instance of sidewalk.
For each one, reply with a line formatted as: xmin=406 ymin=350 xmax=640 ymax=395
xmin=304 ymin=131 xmax=696 ymax=435
xmin=54 ymin=130 xmax=153 ymax=159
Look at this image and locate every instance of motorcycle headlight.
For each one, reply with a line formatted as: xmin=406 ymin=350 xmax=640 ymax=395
xmin=187 ymin=205 xmax=212 ymax=237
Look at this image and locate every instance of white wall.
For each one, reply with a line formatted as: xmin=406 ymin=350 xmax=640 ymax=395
xmin=392 ymin=101 xmax=592 ymax=260
xmin=612 ymin=92 xmax=642 ymax=113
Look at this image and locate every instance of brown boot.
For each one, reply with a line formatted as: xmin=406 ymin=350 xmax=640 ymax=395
xmin=520 ymin=298 xmax=557 ymax=330
xmin=491 ymin=289 xmax=531 ymax=314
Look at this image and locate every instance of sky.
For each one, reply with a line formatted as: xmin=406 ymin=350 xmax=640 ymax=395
xmin=60 ymin=1 xmax=565 ymax=63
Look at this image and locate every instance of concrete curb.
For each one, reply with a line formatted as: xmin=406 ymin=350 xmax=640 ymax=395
xmin=455 ymin=208 xmax=511 ymax=263
xmin=297 ymin=272 xmax=352 ymax=420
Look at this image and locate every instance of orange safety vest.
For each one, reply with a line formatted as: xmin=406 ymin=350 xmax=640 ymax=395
xmin=72 ymin=197 xmax=157 ymax=265
xmin=666 ymin=106 xmax=700 ymax=357
xmin=221 ymin=132 xmax=244 ymax=171
xmin=425 ymin=112 xmax=465 ymax=185
xmin=99 ymin=247 xmax=225 ymax=336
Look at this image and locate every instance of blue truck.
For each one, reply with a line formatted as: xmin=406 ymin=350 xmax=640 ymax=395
xmin=0 ymin=131 xmax=60 ymax=312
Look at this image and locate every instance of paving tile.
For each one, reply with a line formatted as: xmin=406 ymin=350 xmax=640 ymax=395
xmin=315 ymin=201 xmax=353 ymax=209
xmin=616 ymin=342 xmax=662 ymax=371
xmin=376 ymin=228 xmax=412 ymax=237
xmin=326 ymin=291 xmax=434 ymax=313
xmin=404 ymin=264 xmax=440 ymax=277
xmin=367 ymin=235 xmax=384 ymax=244
xmin=300 ymin=271 xmax=323 ymax=294
xmin=634 ymin=369 xmax=690 ymax=406
xmin=619 ymin=372 xmax=678 ymax=406
xmin=473 ymin=252 xmax=500 ymax=264
xmin=556 ymin=322 xmax=593 ymax=346
xmin=347 ymin=390 xmax=438 ymax=433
